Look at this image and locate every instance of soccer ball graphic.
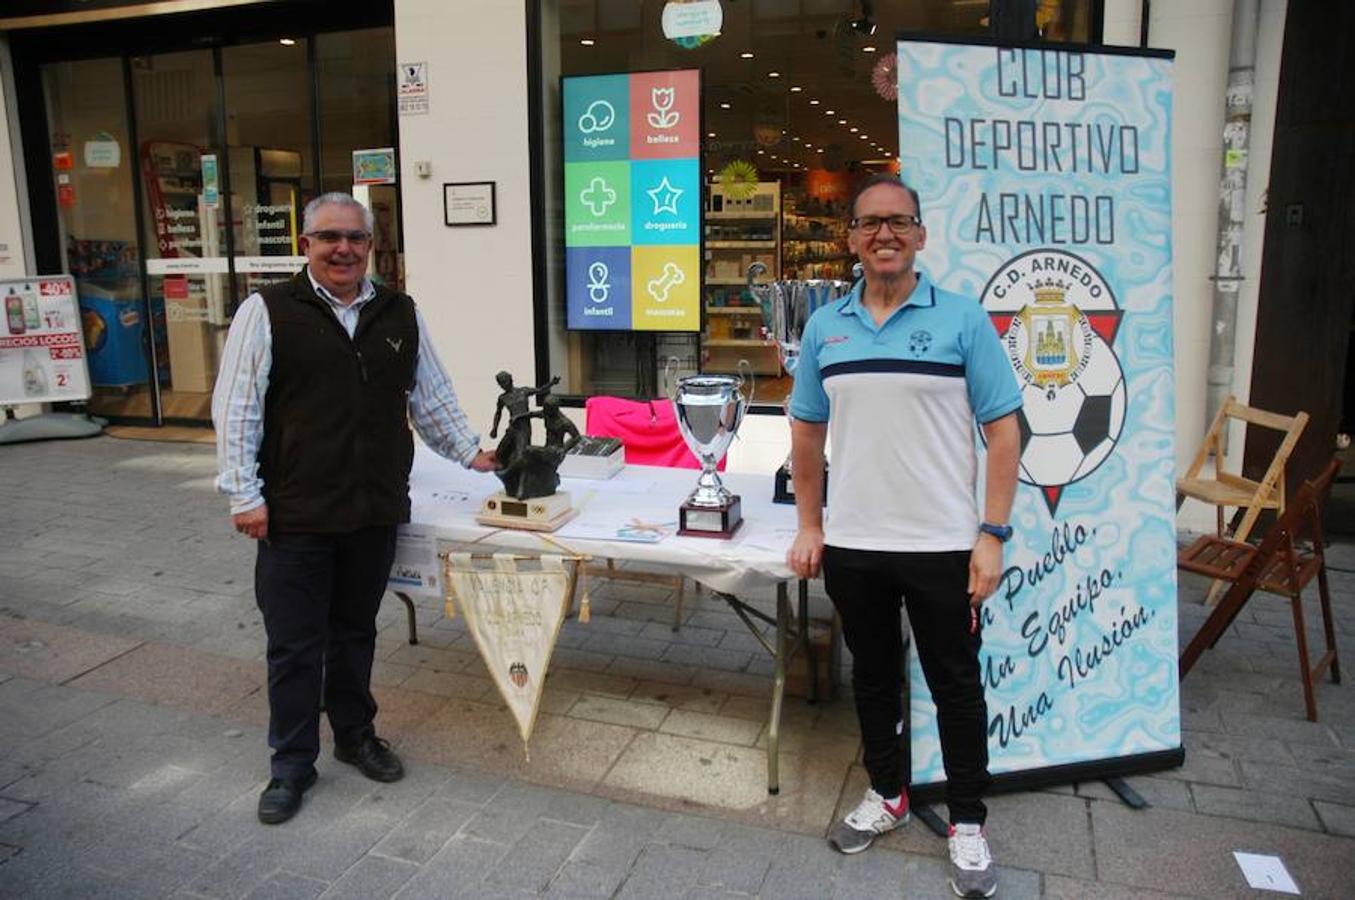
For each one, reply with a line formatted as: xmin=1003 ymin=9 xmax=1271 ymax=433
xmin=1015 ymin=329 xmax=1126 ymax=488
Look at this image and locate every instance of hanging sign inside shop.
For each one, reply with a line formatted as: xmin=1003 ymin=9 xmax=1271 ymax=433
xmin=200 ymin=154 xmax=220 ymax=208
xmin=895 ymin=39 xmax=1181 ymax=795
xmin=662 ymin=0 xmax=723 ymax=46
xmin=353 ymin=148 xmax=397 ymax=186
xmin=53 ymin=151 xmax=73 ymax=171
xmin=563 ymin=68 xmax=701 ymax=332
xmin=398 ymin=62 xmax=429 ymax=116
xmin=0 ymin=275 xmax=91 ymax=406
xmin=83 ymin=132 xmax=121 ymax=169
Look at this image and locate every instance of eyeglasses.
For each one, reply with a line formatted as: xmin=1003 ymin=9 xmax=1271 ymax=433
xmin=305 ymin=229 xmax=372 ymax=245
xmin=850 ymin=214 xmax=921 ymax=235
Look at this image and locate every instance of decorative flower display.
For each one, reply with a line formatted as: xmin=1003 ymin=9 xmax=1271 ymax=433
xmin=871 ymin=53 xmax=898 ymax=101
xmin=718 ymin=160 xmax=759 ymax=199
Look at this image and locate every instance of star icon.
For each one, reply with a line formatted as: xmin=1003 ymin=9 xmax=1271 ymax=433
xmin=646 ymin=177 xmax=683 ymax=216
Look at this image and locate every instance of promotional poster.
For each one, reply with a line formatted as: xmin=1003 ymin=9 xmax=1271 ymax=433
xmin=896 ymin=39 xmax=1182 ymax=789
xmin=563 ymin=69 xmax=702 ymax=332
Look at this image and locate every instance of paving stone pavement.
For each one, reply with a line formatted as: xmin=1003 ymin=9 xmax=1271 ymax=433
xmin=0 ymin=435 xmax=1353 ymax=898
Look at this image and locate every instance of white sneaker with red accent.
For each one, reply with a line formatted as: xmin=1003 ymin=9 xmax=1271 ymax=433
xmin=827 ymin=788 xmax=909 ymax=854
xmin=948 ymin=822 xmax=997 ymax=898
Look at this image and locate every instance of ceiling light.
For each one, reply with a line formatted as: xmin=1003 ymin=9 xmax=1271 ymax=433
xmin=825 ymin=109 xmax=835 ymax=115
xmin=279 ymin=38 xmax=296 ymax=46
xmin=790 ymin=86 xmax=802 ymax=93
xmin=839 ymin=119 xmax=847 ymax=125
xmin=768 ymin=71 xmax=781 ymax=78
xmin=740 ymin=51 xmax=755 ymax=59
xmin=707 ymin=132 xmax=716 ymax=138
xmin=719 ymin=102 xmax=731 ymax=109
xmin=862 ymin=45 xmax=877 ymax=53
xmin=580 ymin=38 xmax=595 ymax=46
xmin=849 ymin=127 xmax=858 ymax=132
xmin=817 ymin=148 xmax=824 ymax=153
xmin=757 ymin=149 xmax=765 ymax=155
xmin=859 ymin=134 xmax=869 ymax=140
xmin=809 ymin=99 xmax=820 ymax=105
xmin=850 ymin=1 xmax=878 ymax=36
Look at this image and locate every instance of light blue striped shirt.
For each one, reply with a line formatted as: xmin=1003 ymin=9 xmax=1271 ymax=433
xmin=212 ymin=270 xmax=482 ymax=514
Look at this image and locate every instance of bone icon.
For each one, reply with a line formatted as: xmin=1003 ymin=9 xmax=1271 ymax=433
xmin=647 ymin=262 xmax=685 ymax=302
xmin=647 ymin=88 xmax=679 ymax=129
xmin=587 ymin=262 xmax=611 ymax=303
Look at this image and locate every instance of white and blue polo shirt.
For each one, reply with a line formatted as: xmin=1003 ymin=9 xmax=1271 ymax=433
xmin=789 ymin=271 xmax=1021 ymax=552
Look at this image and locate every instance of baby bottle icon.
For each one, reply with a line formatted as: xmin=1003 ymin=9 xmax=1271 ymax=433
xmin=587 ymin=262 xmax=611 ymax=304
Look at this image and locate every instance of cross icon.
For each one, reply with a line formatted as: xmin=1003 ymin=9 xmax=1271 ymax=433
xmin=580 ymin=177 xmax=617 ymax=216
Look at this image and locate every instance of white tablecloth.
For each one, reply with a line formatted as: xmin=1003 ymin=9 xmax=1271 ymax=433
xmin=407 ymin=445 xmax=798 ymax=596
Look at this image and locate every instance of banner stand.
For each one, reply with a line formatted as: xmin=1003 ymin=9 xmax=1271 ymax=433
xmin=0 ymin=407 xmax=104 ymax=445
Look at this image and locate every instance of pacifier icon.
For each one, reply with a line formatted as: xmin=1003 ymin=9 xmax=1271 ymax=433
xmin=587 ymin=261 xmax=611 ymax=303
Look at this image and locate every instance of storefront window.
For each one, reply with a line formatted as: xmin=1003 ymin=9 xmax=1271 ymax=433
xmin=538 ymin=0 xmax=1093 ymax=404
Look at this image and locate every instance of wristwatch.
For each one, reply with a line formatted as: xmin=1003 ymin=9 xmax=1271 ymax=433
xmin=979 ymin=522 xmax=1013 ymax=542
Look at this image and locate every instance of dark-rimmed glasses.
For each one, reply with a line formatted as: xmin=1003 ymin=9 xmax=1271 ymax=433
xmin=850 ymin=214 xmax=921 ymax=235
xmin=305 ymin=229 xmax=372 ymax=245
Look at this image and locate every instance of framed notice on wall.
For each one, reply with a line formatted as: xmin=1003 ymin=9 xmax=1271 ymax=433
xmin=0 ymin=274 xmax=91 ymax=406
xmin=562 ymin=68 xmax=702 ymax=332
xmin=444 ymin=182 xmax=496 ymax=226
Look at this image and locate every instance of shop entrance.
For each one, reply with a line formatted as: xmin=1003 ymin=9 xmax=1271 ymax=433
xmin=17 ymin=13 xmax=400 ymax=425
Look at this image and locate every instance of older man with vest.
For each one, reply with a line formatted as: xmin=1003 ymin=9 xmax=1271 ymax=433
xmin=213 ymin=192 xmax=495 ymax=825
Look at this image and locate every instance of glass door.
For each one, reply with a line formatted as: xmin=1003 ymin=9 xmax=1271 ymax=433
xmin=130 ymin=49 xmax=231 ymax=422
xmin=221 ymin=39 xmax=315 ymax=308
xmin=42 ymin=58 xmax=153 ymax=420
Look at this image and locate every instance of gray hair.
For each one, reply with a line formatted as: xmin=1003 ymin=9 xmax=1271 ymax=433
xmin=302 ymin=192 xmax=374 ymax=234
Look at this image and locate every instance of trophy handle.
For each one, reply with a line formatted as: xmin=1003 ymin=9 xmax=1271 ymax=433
xmin=662 ymin=355 xmax=681 ymax=401
xmin=736 ymin=357 xmax=756 ymax=409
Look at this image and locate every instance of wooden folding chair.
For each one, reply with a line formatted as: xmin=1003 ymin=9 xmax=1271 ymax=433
xmin=1177 ymin=395 xmax=1309 ymax=544
xmin=1177 ymin=458 xmax=1342 ymax=721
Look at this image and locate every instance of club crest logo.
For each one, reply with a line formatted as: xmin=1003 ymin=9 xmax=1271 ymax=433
xmin=908 ymin=329 xmax=932 ymax=356
xmin=982 ymin=249 xmax=1125 ymax=515
xmin=509 ymin=661 xmax=529 ymax=689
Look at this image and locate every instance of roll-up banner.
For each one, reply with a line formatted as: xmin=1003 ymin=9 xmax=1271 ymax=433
xmin=896 ymin=37 xmax=1183 ymax=796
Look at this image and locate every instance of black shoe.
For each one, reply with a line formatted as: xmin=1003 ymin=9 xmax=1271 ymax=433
xmin=257 ymin=769 xmax=317 ymax=825
xmin=334 ymin=735 xmax=405 ymax=783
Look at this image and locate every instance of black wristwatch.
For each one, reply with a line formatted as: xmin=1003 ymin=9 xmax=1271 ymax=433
xmin=979 ymin=522 xmax=1013 ymax=543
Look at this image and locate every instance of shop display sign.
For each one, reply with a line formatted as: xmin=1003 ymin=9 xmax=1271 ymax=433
xmin=200 ymin=154 xmax=219 ymax=208
xmin=0 ymin=275 xmax=91 ymax=406
xmin=563 ymin=69 xmax=701 ymax=332
xmin=353 ymin=148 xmax=397 ymax=186
xmin=896 ymin=39 xmax=1180 ymax=791
xmin=83 ymin=132 xmax=121 ymax=169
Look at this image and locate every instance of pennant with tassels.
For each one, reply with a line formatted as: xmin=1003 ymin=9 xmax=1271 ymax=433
xmin=441 ymin=549 xmax=588 ymax=758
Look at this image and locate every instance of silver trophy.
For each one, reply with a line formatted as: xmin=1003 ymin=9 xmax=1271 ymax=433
xmin=668 ymin=367 xmax=751 ymax=538
xmin=749 ymin=263 xmax=857 ymax=503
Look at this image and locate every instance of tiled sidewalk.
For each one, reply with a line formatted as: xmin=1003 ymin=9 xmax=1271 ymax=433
xmin=0 ymin=436 xmax=1352 ymax=897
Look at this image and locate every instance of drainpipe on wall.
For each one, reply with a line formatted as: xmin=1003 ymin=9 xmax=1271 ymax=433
xmin=1205 ymin=0 xmax=1261 ymax=451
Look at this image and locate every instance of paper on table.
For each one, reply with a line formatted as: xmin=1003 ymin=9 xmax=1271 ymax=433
xmin=561 ymin=476 xmax=656 ymax=495
xmin=1233 ymin=852 xmax=1300 ymax=895
xmin=557 ymin=512 xmax=679 ymax=544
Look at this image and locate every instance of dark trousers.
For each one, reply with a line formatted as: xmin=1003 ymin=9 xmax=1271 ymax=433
xmin=823 ymin=545 xmax=991 ymax=824
xmin=254 ymin=525 xmax=397 ymax=780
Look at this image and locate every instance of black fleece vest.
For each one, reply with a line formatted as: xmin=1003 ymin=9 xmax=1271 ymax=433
xmin=258 ymin=270 xmax=418 ymax=533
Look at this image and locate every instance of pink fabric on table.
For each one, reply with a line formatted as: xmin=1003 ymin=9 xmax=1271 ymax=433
xmin=583 ymin=395 xmax=725 ymax=471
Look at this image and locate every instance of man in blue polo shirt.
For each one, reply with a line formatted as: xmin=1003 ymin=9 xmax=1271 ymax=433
xmin=787 ymin=175 xmax=1020 ymax=899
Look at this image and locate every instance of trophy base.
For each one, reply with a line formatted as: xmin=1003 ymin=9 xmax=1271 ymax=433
xmin=476 ymin=491 xmax=576 ymax=532
xmin=678 ymin=495 xmax=743 ymax=539
xmin=772 ymin=463 xmax=828 ymax=505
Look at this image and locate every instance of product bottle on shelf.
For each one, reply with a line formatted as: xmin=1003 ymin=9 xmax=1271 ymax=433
xmin=5 ymin=288 xmax=25 ymax=335
xmin=21 ymin=283 xmax=40 ymax=329
xmin=23 ymin=348 xmax=49 ymax=396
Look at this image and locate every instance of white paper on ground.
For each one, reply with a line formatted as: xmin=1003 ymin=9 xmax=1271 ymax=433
xmin=1233 ymin=852 xmax=1300 ymax=895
